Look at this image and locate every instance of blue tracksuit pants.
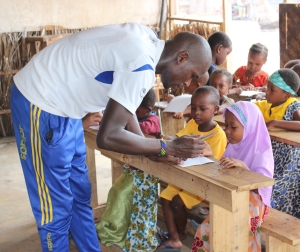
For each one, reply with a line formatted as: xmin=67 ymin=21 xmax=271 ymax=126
xmin=10 ymin=84 xmax=101 ymax=252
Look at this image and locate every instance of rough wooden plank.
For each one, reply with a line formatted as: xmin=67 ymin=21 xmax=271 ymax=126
xmin=265 ymin=236 xmax=300 ymax=252
xmin=210 ymin=190 xmax=249 ymax=251
xmin=261 ymin=208 xmax=300 ymax=246
xmin=0 ymin=70 xmax=19 ymax=75
xmin=279 ymin=4 xmax=300 ymax=68
xmin=86 ymin=145 xmax=98 ymax=208
xmin=111 ymin=160 xmax=124 ymax=184
xmin=93 ymin=203 xmax=106 ymax=223
xmin=100 ymin=149 xmax=236 ymax=212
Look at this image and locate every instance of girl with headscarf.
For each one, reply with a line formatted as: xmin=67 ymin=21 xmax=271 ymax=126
xmin=191 ymin=101 xmax=274 ymax=252
xmin=254 ymin=69 xmax=300 ymax=217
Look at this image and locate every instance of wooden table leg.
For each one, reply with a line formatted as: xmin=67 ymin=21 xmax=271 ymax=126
xmin=210 ymin=190 xmax=249 ymax=251
xmin=86 ymin=145 xmax=98 ymax=208
xmin=111 ymin=160 xmax=124 ymax=184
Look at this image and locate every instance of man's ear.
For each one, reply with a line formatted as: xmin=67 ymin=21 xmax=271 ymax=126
xmin=177 ymin=51 xmax=189 ymax=64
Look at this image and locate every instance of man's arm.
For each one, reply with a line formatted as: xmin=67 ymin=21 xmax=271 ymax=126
xmin=97 ymin=98 xmax=205 ymax=158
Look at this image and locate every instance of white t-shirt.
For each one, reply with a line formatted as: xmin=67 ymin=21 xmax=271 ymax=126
xmin=14 ymin=23 xmax=165 ymax=118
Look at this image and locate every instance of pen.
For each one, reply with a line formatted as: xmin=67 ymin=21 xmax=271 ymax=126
xmin=223 ymin=95 xmax=233 ymax=105
xmin=157 ymin=102 xmax=163 ymax=136
xmin=200 ymin=132 xmax=216 ymax=140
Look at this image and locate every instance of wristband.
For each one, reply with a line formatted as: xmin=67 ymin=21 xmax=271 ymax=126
xmin=158 ymin=138 xmax=167 ymax=156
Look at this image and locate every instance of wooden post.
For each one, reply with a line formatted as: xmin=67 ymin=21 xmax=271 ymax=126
xmin=210 ymin=190 xmax=249 ymax=251
xmin=221 ymin=0 xmax=233 ymax=72
xmin=86 ymin=146 xmax=98 ymax=208
xmin=279 ymin=4 xmax=300 ymax=67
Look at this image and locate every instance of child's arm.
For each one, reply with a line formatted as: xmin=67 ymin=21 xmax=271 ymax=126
xmin=219 ymin=157 xmax=250 ymax=170
xmin=82 ymin=111 xmax=103 ymax=129
xmin=267 ymin=110 xmax=300 ymax=131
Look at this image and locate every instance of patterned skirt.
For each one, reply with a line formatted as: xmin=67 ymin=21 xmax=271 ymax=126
xmin=271 ymin=140 xmax=300 ymax=218
xmin=97 ymin=164 xmax=159 ymax=252
xmin=191 ymin=192 xmax=269 ymax=252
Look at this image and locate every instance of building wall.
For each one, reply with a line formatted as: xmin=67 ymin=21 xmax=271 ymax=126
xmin=0 ymin=0 xmax=162 ymax=32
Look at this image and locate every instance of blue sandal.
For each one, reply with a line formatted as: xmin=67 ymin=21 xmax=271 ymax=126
xmin=154 ymin=242 xmax=181 ymax=252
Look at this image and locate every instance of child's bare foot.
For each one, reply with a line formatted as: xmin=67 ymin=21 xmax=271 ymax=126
xmin=155 ymin=240 xmax=182 ymax=251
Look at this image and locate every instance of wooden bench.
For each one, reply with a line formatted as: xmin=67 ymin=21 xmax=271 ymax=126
xmin=261 ymin=208 xmax=300 ymax=252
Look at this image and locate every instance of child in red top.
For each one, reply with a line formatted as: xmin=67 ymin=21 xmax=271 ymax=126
xmin=232 ymin=43 xmax=269 ymax=91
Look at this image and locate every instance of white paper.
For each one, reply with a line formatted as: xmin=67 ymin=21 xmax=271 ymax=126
xmin=89 ymin=125 xmax=100 ymax=130
xmin=239 ymin=91 xmax=264 ymax=97
xmin=162 ymin=94 xmax=192 ymax=113
xmin=179 ymin=156 xmax=214 ymax=168
xmin=155 ymin=101 xmax=168 ymax=109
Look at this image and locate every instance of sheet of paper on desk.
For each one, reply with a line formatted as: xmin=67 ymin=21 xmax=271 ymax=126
xmin=89 ymin=125 xmax=100 ymax=130
xmin=163 ymin=94 xmax=192 ymax=113
xmin=239 ymin=91 xmax=264 ymax=97
xmin=179 ymin=156 xmax=214 ymax=168
xmin=155 ymin=101 xmax=168 ymax=109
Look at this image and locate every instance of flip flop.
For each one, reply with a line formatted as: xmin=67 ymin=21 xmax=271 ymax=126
xmin=190 ymin=219 xmax=200 ymax=232
xmin=153 ymin=242 xmax=181 ymax=252
xmin=155 ymin=231 xmax=169 ymax=244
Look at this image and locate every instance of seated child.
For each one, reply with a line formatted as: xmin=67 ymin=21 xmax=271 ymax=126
xmin=284 ymin=59 xmax=300 ymax=69
xmin=82 ymin=111 xmax=103 ymax=129
xmin=290 ymin=63 xmax=300 ymax=96
xmin=191 ymin=101 xmax=274 ymax=252
xmin=254 ymin=69 xmax=300 ymax=218
xmin=209 ymin=68 xmax=235 ymax=114
xmin=173 ymin=71 xmax=209 ymax=119
xmin=157 ymin=86 xmax=227 ymax=251
xmin=232 ymin=43 xmax=269 ymax=92
xmin=206 ymin=31 xmax=232 ymax=86
xmin=97 ymin=88 xmax=161 ymax=252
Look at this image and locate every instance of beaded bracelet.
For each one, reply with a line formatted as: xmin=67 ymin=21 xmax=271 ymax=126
xmin=158 ymin=138 xmax=167 ymax=156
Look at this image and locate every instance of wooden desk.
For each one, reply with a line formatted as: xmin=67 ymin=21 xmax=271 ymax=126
xmin=84 ymin=128 xmax=273 ymax=251
xmin=214 ymin=114 xmax=300 ymax=147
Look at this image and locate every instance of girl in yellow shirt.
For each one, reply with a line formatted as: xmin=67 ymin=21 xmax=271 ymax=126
xmin=254 ymin=68 xmax=300 ymax=217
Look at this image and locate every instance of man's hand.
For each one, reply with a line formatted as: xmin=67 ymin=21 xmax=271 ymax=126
xmin=147 ymin=155 xmax=184 ymax=165
xmin=167 ymin=135 xmax=205 ymax=159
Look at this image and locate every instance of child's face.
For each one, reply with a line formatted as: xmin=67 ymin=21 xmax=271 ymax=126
xmin=265 ymin=81 xmax=289 ymax=106
xmin=246 ymin=52 xmax=267 ymax=75
xmin=224 ymin=110 xmax=244 ymax=144
xmin=184 ymin=72 xmax=209 ymax=94
xmin=216 ymin=46 xmax=232 ymax=66
xmin=210 ymin=73 xmax=231 ymax=99
xmin=135 ymin=106 xmax=151 ymax=120
xmin=190 ymin=92 xmax=218 ymax=125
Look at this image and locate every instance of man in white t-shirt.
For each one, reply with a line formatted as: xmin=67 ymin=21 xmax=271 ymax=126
xmin=10 ymin=22 xmax=211 ymax=252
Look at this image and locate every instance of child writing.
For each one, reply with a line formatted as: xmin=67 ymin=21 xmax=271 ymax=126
xmin=156 ymin=86 xmax=227 ymax=251
xmin=206 ymin=31 xmax=232 ymax=86
xmin=97 ymin=88 xmax=161 ymax=252
xmin=254 ymin=69 xmax=300 ymax=218
xmin=191 ymin=101 xmax=274 ymax=252
xmin=290 ymin=63 xmax=300 ymax=96
xmin=232 ymin=43 xmax=268 ymax=92
xmin=209 ymin=68 xmax=235 ymax=114
xmin=172 ymin=72 xmax=209 ymax=120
